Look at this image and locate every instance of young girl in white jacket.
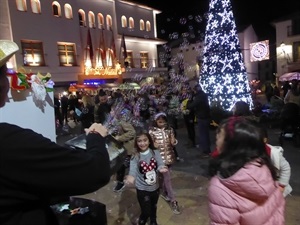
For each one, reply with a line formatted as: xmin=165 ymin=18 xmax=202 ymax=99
xmin=263 ymin=128 xmax=292 ymax=197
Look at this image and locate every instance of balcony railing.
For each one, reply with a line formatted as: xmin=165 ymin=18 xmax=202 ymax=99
xmin=118 ymin=58 xmax=167 ymax=69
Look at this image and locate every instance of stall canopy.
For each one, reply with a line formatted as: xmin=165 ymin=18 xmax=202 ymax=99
xmin=118 ymin=82 xmax=140 ymax=90
xmin=68 ymin=82 xmax=140 ymax=92
xmin=279 ymin=72 xmax=300 ymax=81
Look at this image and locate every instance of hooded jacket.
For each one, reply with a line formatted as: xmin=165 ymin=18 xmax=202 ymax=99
xmin=114 ymin=120 xmax=136 ymax=155
xmin=149 ymin=126 xmax=176 ymax=165
xmin=208 ymin=161 xmax=285 ymax=225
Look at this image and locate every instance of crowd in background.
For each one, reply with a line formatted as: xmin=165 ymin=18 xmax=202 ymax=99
xmin=54 ymin=79 xmax=300 ymax=137
xmin=54 ymin=82 xmax=196 ymax=135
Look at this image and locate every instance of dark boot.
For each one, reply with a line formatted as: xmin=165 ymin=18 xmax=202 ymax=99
xmin=138 ymin=218 xmax=147 ymax=225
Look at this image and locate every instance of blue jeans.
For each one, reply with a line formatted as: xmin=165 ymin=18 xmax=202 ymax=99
xmin=197 ymin=118 xmax=211 ymax=154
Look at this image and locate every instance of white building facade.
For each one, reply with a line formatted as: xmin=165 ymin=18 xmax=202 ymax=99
xmin=0 ymin=0 xmax=167 ymax=87
xmin=273 ymin=13 xmax=300 ymax=78
xmin=169 ymin=25 xmax=258 ymax=81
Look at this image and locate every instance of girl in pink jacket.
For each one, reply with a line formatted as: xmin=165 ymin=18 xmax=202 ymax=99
xmin=208 ymin=117 xmax=285 ymax=225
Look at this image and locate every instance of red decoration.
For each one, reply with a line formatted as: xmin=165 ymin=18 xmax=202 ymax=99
xmin=6 ymin=72 xmax=33 ymax=90
xmin=140 ymin=157 xmax=157 ymax=173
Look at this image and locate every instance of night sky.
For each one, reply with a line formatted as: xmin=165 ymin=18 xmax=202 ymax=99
xmin=133 ymin=0 xmax=300 ymax=41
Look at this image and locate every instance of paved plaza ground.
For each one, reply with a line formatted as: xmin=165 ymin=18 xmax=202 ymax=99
xmin=57 ymin=118 xmax=300 ymax=225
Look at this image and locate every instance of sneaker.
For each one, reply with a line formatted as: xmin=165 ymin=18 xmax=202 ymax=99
xmin=113 ymin=181 xmax=125 ymax=192
xmin=200 ymin=153 xmax=210 ymax=159
xmin=160 ymin=192 xmax=171 ymax=202
xmin=170 ymin=200 xmax=181 ymax=215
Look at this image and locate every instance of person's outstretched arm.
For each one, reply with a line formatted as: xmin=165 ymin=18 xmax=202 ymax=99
xmin=0 ymin=123 xmax=111 ymax=199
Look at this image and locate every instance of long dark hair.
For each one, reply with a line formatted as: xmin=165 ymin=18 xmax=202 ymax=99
xmin=209 ymin=117 xmax=277 ymax=180
xmin=133 ymin=130 xmax=156 ymax=156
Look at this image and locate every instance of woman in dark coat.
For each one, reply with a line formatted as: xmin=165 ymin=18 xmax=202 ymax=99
xmin=76 ymin=94 xmax=95 ymax=133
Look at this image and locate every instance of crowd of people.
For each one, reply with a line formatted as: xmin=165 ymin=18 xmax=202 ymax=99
xmin=264 ymin=80 xmax=300 ymax=145
xmin=54 ymin=80 xmax=212 ymax=151
xmin=1 ymin=40 xmax=293 ymax=225
xmin=52 ymin=80 xmax=213 ymax=222
xmin=52 ymin=81 xmax=294 ymax=224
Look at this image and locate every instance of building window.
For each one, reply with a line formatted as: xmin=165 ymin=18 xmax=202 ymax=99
xmin=57 ymin=43 xmax=77 ymax=66
xmin=52 ymin=1 xmax=61 ymax=17
xmin=129 ymin=17 xmax=134 ymax=29
xmin=292 ymin=18 xmax=300 ymax=36
xmin=140 ymin=52 xmax=148 ymax=68
xmin=88 ymin=11 xmax=95 ymax=28
xmin=140 ymin=20 xmax=145 ymax=31
xmin=16 ymin=0 xmax=27 ymax=11
xmin=293 ymin=41 xmax=300 ymax=62
xmin=96 ymin=48 xmax=105 ymax=68
xmin=106 ymin=15 xmax=112 ymax=30
xmin=97 ymin=13 xmax=104 ymax=29
xmin=21 ymin=40 xmax=45 ymax=66
xmin=146 ymin=21 xmax=151 ymax=32
xmin=78 ymin=10 xmax=86 ymax=26
xmin=64 ymin=4 xmax=73 ymax=19
xmin=106 ymin=49 xmax=114 ymax=67
xmin=126 ymin=51 xmax=134 ymax=68
xmin=31 ymin=0 xmax=41 ymax=14
xmin=121 ymin=16 xmax=127 ymax=28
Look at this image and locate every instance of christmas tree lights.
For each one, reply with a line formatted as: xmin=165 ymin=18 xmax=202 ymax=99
xmin=200 ymin=0 xmax=253 ymax=111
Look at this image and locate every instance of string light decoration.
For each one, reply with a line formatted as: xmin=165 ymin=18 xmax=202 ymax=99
xmin=200 ymin=0 xmax=253 ymax=111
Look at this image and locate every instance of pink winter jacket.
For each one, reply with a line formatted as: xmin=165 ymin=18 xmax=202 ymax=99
xmin=208 ymin=161 xmax=285 ymax=225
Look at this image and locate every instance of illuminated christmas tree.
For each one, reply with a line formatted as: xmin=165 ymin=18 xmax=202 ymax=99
xmin=200 ymin=0 xmax=253 ymax=111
